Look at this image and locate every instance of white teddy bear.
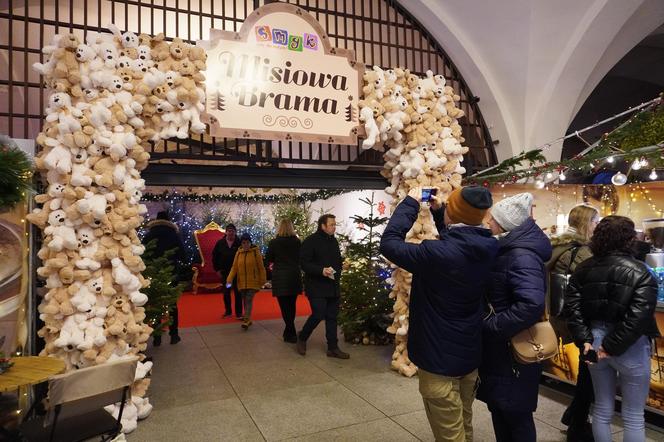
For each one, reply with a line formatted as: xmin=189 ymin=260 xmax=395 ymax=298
xmin=79 ymin=316 xmax=107 ymax=350
xmin=70 ymin=280 xmax=98 ymax=313
xmin=42 ymin=138 xmax=73 ymax=175
xmin=53 ymin=311 xmax=89 ymax=351
xmin=105 ymin=400 xmax=139 ymax=434
xmin=360 ymin=106 xmax=380 ymax=149
xmin=44 ymin=209 xmax=78 ymax=251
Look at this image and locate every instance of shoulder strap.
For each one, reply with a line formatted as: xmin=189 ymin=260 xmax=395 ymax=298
xmin=564 ymin=246 xmax=581 ymax=275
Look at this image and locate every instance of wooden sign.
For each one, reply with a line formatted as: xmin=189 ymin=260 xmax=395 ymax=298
xmin=198 ymin=3 xmax=364 ymax=145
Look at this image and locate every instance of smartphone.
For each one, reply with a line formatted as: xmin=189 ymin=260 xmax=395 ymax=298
xmin=580 ymin=350 xmax=598 ymax=363
xmin=421 ymin=188 xmax=438 ymax=202
xmin=226 ymin=283 xmax=232 ymax=289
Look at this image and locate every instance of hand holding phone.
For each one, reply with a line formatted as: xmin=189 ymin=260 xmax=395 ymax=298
xmin=421 ymin=187 xmax=438 ymax=203
xmin=581 ymin=349 xmax=598 ymax=364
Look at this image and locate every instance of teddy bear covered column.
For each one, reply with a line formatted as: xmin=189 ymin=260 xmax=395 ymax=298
xmin=359 ymin=66 xmax=468 ymax=377
xmin=28 ymin=25 xmax=206 ymax=432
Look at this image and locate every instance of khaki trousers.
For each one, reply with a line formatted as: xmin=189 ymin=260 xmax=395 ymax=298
xmin=418 ymin=368 xmax=478 ymax=442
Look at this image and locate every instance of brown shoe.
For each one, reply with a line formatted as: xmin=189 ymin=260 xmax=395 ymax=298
xmin=296 ymin=338 xmax=306 ymax=355
xmin=326 ymin=348 xmax=350 ymax=359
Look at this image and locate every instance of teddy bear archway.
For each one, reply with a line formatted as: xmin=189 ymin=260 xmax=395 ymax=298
xmin=28 ymin=25 xmax=206 ymax=433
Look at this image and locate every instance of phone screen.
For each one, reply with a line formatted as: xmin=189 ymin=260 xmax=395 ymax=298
xmin=421 ymin=188 xmax=437 ymax=202
xmin=581 ymin=350 xmax=598 ymax=363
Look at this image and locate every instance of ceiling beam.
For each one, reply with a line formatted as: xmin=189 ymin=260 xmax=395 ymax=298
xmin=142 ymin=164 xmax=387 ymax=190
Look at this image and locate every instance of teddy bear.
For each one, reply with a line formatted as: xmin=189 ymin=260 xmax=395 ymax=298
xmin=359 ymin=106 xmax=380 ymax=149
xmin=51 ymin=33 xmax=81 ymax=84
xmin=150 ymin=33 xmax=171 ymax=65
xmin=53 ymin=310 xmax=90 ymax=351
xmin=44 ymin=209 xmax=78 ymax=251
xmin=105 ymin=400 xmax=138 ymax=433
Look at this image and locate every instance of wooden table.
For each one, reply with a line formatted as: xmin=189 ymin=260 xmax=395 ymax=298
xmin=0 ymin=356 xmax=65 ymax=392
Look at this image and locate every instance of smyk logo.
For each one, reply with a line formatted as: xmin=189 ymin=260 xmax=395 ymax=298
xmin=255 ymin=26 xmax=319 ymax=51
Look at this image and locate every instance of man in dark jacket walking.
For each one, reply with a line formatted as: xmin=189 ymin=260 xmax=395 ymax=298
xmin=297 ymin=214 xmax=349 ymax=359
xmin=380 ymin=186 xmax=498 ymax=442
xmin=212 ymin=224 xmax=242 ymax=318
xmin=142 ymin=211 xmax=185 ymax=345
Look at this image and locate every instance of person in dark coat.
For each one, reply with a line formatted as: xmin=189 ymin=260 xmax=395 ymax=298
xmin=142 ymin=211 xmax=185 ymax=345
xmin=212 ymin=223 xmax=242 ymax=318
xmin=296 ymin=214 xmax=349 ymax=359
xmin=547 ymin=204 xmax=599 ymax=441
xmin=477 ymin=192 xmax=553 ymax=442
xmin=266 ymin=219 xmax=302 ymax=343
xmin=565 ymin=216 xmax=660 ymax=442
xmin=380 ymin=186 xmax=498 ymax=442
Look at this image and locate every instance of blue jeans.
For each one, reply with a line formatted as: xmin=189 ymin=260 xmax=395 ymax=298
xmin=589 ymin=322 xmax=651 ymax=442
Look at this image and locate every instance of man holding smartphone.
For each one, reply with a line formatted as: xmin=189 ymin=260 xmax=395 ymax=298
xmin=380 ymin=186 xmax=498 ymax=442
xmin=297 ymin=214 xmax=349 ymax=359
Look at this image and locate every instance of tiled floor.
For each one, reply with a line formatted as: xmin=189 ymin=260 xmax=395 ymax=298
xmin=131 ymin=318 xmax=664 ymax=441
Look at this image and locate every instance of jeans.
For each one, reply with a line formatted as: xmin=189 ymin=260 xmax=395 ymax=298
xmin=221 ymin=272 xmax=242 ymax=317
xmin=589 ymin=322 xmax=651 ymax=442
xmin=299 ymin=296 xmax=339 ymax=350
xmin=490 ymin=408 xmax=536 ymax=442
xmin=276 ymin=295 xmax=297 ymax=339
xmin=240 ymin=289 xmax=257 ymax=319
xmin=419 ymin=368 xmax=478 ymax=442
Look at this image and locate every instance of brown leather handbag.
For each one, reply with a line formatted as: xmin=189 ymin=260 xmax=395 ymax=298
xmin=510 ymin=320 xmax=559 ymax=364
xmin=485 ymin=299 xmax=559 ymax=364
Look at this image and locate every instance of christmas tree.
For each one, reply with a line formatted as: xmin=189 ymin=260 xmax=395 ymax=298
xmin=273 ymin=200 xmax=315 ymax=239
xmin=338 ymin=193 xmax=393 ymax=345
xmin=0 ymin=135 xmax=33 ymax=211
xmin=141 ymin=240 xmax=186 ymax=336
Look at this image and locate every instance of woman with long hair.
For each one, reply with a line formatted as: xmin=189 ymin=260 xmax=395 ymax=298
xmin=565 ymin=216 xmax=660 ymax=441
xmin=548 ymin=204 xmax=599 ymax=441
xmin=227 ymin=233 xmax=267 ymax=330
xmin=266 ymin=219 xmax=302 ymax=342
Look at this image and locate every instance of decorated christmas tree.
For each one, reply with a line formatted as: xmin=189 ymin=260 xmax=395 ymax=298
xmin=273 ymin=200 xmax=315 ymax=239
xmin=338 ymin=193 xmax=393 ymax=345
xmin=141 ymin=240 xmax=186 ymax=337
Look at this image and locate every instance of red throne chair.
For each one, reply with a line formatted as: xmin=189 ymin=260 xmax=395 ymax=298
xmin=192 ymin=222 xmax=225 ymax=294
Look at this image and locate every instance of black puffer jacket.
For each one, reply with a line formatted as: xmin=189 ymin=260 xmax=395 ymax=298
xmin=565 ymin=251 xmax=660 ymax=356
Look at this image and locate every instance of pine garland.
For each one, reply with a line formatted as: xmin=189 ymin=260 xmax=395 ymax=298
xmin=467 ymin=98 xmax=664 ymax=185
xmin=0 ymin=135 xmax=33 ymax=210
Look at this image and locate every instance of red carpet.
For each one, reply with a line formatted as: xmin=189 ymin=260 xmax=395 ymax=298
xmin=178 ymin=290 xmax=312 ymax=328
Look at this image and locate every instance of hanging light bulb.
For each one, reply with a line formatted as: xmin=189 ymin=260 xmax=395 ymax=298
xmin=611 ymin=171 xmax=627 ymax=186
xmin=607 ymin=156 xmax=614 ymax=163
xmin=589 ymin=162 xmax=595 ymax=169
xmin=559 ymin=171 xmax=567 ymax=181
xmin=546 ymin=172 xmax=553 ymax=180
xmin=641 ymin=158 xmax=649 ymax=168
xmin=535 ymin=179 xmax=545 ymax=189
xmin=649 ymin=169 xmax=658 ymax=180
xmin=632 ymin=159 xmax=642 ymax=170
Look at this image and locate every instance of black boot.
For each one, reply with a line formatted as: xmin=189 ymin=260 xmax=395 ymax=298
xmin=567 ymin=421 xmax=594 ymax=442
xmin=170 ymin=335 xmax=181 ymax=345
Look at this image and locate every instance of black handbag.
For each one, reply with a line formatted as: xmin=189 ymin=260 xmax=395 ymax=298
xmin=548 ymin=246 xmax=580 ymax=317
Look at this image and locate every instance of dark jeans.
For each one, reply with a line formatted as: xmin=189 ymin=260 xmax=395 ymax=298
xmin=564 ymin=356 xmax=594 ymax=426
xmin=276 ymin=295 xmax=297 ymax=339
xmin=490 ymin=409 xmax=536 ymax=442
xmin=299 ymin=296 xmax=339 ymax=350
xmin=221 ymin=273 xmax=242 ymax=317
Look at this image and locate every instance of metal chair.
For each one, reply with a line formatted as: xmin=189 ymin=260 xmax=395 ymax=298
xmin=19 ymin=357 xmax=138 ymax=442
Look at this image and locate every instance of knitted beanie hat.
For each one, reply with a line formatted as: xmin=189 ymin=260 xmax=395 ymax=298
xmin=491 ymin=192 xmax=533 ymax=231
xmin=446 ymin=186 xmax=493 ymax=225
